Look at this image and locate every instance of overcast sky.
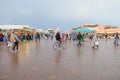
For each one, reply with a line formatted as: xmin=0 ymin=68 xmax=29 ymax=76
xmin=0 ymin=0 xmax=120 ymax=31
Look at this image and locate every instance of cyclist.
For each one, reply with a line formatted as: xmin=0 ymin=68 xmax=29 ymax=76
xmin=55 ymin=31 xmax=61 ymax=47
xmin=53 ymin=31 xmax=67 ymax=50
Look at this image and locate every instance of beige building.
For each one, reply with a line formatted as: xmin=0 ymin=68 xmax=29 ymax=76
xmin=79 ymin=24 xmax=120 ymax=34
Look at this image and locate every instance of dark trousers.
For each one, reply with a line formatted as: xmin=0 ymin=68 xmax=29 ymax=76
xmin=13 ymin=42 xmax=18 ymax=51
xmin=114 ymin=38 xmax=119 ymax=45
xmin=77 ymin=40 xmax=81 ymax=46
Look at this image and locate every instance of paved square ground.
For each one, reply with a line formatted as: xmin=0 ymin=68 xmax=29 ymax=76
xmin=0 ymin=39 xmax=120 ymax=80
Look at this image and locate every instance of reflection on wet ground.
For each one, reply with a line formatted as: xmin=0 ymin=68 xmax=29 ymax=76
xmin=0 ymin=39 xmax=120 ymax=80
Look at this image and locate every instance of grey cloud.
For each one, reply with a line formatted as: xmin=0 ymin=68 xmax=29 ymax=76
xmin=0 ymin=0 xmax=120 ymax=31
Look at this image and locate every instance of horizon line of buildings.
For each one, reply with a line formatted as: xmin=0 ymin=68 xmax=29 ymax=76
xmin=0 ymin=24 xmax=120 ymax=34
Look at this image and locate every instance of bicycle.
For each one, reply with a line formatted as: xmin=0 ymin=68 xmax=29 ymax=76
xmin=53 ymin=40 xmax=67 ymax=50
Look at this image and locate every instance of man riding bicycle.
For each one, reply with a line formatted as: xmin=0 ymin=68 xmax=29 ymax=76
xmin=53 ymin=31 xmax=66 ymax=50
xmin=55 ymin=31 xmax=61 ymax=43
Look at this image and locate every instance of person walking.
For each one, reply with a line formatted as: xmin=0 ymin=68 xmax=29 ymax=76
xmin=11 ymin=32 xmax=21 ymax=52
xmin=114 ymin=32 xmax=119 ymax=46
xmin=36 ymin=32 xmax=40 ymax=42
xmin=77 ymin=32 xmax=82 ymax=47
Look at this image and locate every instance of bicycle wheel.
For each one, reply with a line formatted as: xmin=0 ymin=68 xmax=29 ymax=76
xmin=62 ymin=43 xmax=67 ymax=49
xmin=53 ymin=42 xmax=59 ymax=50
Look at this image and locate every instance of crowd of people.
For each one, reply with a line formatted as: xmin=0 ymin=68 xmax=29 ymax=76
xmin=1 ymin=31 xmax=43 ymax=52
xmin=55 ymin=31 xmax=119 ymax=49
xmin=0 ymin=30 xmax=120 ymax=53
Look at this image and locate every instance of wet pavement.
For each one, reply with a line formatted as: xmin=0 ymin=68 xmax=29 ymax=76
xmin=0 ymin=39 xmax=120 ymax=80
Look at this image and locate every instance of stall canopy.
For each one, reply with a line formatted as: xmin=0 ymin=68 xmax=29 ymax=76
xmin=36 ymin=29 xmax=44 ymax=32
xmin=0 ymin=25 xmax=31 ymax=30
xmin=74 ymin=28 xmax=95 ymax=33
